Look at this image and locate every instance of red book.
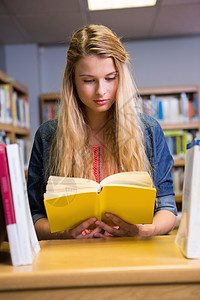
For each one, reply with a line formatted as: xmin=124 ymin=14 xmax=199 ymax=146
xmin=0 ymin=144 xmax=16 ymax=225
xmin=0 ymin=143 xmax=22 ymax=265
xmin=188 ymin=101 xmax=193 ymax=119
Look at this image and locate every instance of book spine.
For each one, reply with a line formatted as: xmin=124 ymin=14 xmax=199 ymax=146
xmin=6 ymin=144 xmax=33 ymax=265
xmin=0 ymin=143 xmax=22 ymax=266
xmin=18 ymin=145 xmax=40 ymax=256
xmin=180 ymin=93 xmax=189 ymax=122
xmin=12 ymin=91 xmax=18 ymax=126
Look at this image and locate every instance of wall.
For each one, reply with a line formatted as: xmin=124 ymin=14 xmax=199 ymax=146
xmin=4 ymin=35 xmax=200 ymax=141
xmin=39 ymin=35 xmax=200 ymax=92
xmin=38 ymin=45 xmax=66 ymax=93
xmin=5 ymin=44 xmax=40 ymax=139
xmin=125 ymin=36 xmax=200 ymax=88
xmin=0 ymin=45 xmax=6 ymax=71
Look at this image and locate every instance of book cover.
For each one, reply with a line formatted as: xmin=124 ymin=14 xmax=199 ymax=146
xmin=0 ymin=187 xmax=7 ymax=245
xmin=0 ymin=143 xmax=22 ymax=266
xmin=18 ymin=146 xmax=40 ymax=257
xmin=44 ymin=172 xmax=156 ymax=233
xmin=6 ymin=144 xmax=40 ymax=265
xmin=175 ymin=139 xmax=200 ymax=258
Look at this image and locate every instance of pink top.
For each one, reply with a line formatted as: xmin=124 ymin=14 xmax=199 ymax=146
xmin=82 ymin=144 xmax=118 ymax=237
xmin=92 ymin=145 xmax=106 ymax=183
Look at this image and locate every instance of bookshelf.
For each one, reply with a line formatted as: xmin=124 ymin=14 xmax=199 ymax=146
xmin=0 ymin=70 xmax=31 ymax=170
xmin=139 ymin=85 xmax=199 ymax=128
xmin=139 ymin=85 xmax=200 ymax=207
xmin=39 ymin=85 xmax=200 ymax=207
xmin=40 ymin=93 xmax=60 ymax=123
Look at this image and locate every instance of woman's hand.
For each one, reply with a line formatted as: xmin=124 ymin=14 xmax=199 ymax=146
xmin=35 ymin=210 xmax=177 ymax=240
xmin=93 ymin=210 xmax=177 ymax=238
xmin=35 ymin=217 xmax=104 ymax=240
xmin=93 ymin=213 xmax=155 ymax=238
xmin=67 ymin=217 xmax=104 ymax=239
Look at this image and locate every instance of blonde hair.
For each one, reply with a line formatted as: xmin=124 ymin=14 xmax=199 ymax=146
xmin=49 ymin=24 xmax=151 ymax=179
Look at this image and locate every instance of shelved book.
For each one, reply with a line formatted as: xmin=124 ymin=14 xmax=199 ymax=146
xmin=0 ymin=86 xmax=30 ymax=128
xmin=44 ymin=171 xmax=156 ymax=233
xmin=141 ymin=92 xmax=198 ymax=124
xmin=0 ymin=84 xmax=12 ymax=124
xmin=43 ymin=103 xmax=59 ymax=122
xmin=164 ymin=130 xmax=193 ymax=160
xmin=171 ymin=166 xmax=184 ymax=197
xmin=175 ymin=139 xmax=200 ymax=259
xmin=0 ymin=143 xmax=40 ymax=266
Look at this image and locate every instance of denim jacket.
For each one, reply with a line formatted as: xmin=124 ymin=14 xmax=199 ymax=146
xmin=27 ymin=114 xmax=177 ymax=224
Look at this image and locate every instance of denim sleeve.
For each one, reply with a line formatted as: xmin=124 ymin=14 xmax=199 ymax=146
xmin=155 ymin=195 xmax=177 ymax=215
xmin=27 ymin=129 xmax=47 ymax=223
xmin=142 ymin=114 xmax=177 ymax=216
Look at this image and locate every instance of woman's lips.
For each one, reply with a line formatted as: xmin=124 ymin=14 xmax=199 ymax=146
xmin=94 ymin=99 xmax=109 ymax=105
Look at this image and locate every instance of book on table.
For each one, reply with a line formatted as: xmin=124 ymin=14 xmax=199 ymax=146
xmin=0 ymin=143 xmax=40 ymax=266
xmin=44 ymin=171 xmax=156 ymax=233
xmin=0 ymin=144 xmax=22 ymax=266
xmin=175 ymin=139 xmax=200 ymax=259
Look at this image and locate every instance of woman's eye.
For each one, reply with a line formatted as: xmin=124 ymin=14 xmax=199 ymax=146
xmin=83 ymin=79 xmax=94 ymax=83
xmin=106 ymin=76 xmax=116 ymax=81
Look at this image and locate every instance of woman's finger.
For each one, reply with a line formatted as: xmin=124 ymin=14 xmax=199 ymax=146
xmin=70 ymin=217 xmax=97 ymax=238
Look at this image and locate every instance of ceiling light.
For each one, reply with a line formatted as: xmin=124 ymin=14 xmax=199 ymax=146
xmin=87 ymin=0 xmax=157 ymax=11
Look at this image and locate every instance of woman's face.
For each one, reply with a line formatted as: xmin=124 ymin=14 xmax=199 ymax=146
xmin=74 ymin=55 xmax=118 ymax=118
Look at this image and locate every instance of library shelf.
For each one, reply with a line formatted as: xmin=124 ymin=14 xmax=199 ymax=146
xmin=0 ymin=69 xmax=31 ymax=170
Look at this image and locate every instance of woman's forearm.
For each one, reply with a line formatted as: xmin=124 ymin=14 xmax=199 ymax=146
xmin=138 ymin=210 xmax=177 ymax=236
xmin=34 ymin=218 xmax=70 ymax=240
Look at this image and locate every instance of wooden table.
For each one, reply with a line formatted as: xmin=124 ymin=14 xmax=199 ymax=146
xmin=0 ymin=235 xmax=200 ymax=299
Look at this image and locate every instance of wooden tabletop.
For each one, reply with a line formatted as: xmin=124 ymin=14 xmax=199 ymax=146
xmin=1 ymin=235 xmax=200 ymax=291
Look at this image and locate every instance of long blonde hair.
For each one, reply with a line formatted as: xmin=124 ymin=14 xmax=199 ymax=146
xmin=49 ymin=24 xmax=151 ymax=179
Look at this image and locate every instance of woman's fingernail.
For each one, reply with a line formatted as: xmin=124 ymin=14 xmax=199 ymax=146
xmin=90 ymin=217 xmax=96 ymax=223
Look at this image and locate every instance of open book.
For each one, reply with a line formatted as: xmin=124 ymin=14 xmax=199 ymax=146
xmin=44 ymin=171 xmax=156 ymax=233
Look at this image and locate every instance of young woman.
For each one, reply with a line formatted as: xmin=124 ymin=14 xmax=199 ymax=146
xmin=27 ymin=24 xmax=177 ymax=240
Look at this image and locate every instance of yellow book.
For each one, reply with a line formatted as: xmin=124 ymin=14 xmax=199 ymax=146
xmin=44 ymin=171 xmax=156 ymax=233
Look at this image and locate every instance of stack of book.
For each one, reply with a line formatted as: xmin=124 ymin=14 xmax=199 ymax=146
xmin=0 ymin=143 xmax=40 ymax=266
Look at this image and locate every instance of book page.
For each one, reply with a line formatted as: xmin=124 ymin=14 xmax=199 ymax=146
xmin=101 ymin=171 xmax=153 ymax=188
xmin=45 ymin=176 xmax=98 ymax=197
xmin=44 ymin=188 xmax=97 ymax=200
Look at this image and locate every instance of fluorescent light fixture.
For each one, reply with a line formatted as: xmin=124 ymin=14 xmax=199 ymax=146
xmin=87 ymin=0 xmax=157 ymax=11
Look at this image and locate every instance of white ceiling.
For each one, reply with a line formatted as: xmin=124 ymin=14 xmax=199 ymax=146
xmin=0 ymin=0 xmax=200 ymax=45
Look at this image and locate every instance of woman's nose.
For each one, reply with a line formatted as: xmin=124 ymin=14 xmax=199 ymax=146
xmin=96 ymin=81 xmax=106 ymax=97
